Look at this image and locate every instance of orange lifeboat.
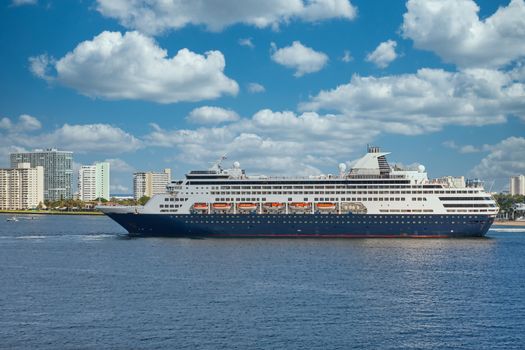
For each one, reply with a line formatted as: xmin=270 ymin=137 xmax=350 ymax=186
xmin=290 ymin=202 xmax=310 ymax=209
xmin=237 ymin=203 xmax=257 ymax=210
xmin=264 ymin=202 xmax=284 ymax=209
xmin=212 ymin=203 xmax=232 ymax=210
xmin=316 ymin=202 xmax=336 ymax=210
xmin=193 ymin=203 xmax=208 ymax=210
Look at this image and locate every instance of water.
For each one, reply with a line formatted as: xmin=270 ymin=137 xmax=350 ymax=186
xmin=1 ymin=214 xmax=525 ymax=349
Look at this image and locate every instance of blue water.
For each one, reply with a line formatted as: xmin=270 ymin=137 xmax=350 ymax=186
xmin=1 ymin=214 xmax=524 ymax=349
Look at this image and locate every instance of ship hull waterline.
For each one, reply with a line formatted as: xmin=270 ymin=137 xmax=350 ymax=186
xmin=105 ymin=213 xmax=494 ymax=238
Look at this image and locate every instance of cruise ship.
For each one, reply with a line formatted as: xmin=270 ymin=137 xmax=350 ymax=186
xmin=99 ymin=147 xmax=498 ymax=238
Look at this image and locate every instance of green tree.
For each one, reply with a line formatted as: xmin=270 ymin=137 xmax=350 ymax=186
xmin=138 ymin=196 xmax=150 ymax=206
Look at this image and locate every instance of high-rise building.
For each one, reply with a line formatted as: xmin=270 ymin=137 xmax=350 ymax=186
xmin=133 ymin=168 xmax=171 ymax=200
xmin=78 ymin=162 xmax=110 ymax=201
xmin=510 ymin=175 xmax=525 ymax=195
xmin=0 ymin=163 xmax=44 ymax=210
xmin=10 ymin=149 xmax=73 ymax=201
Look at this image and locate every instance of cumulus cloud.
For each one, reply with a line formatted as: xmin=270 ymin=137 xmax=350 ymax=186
xmin=0 ymin=114 xmax=142 ymax=167
xmin=443 ymin=140 xmax=493 ymax=154
xmin=271 ymin=41 xmax=329 ymax=77
xmin=300 ymin=68 xmax=525 ymax=134
xmin=186 ymin=106 xmax=240 ymax=125
xmin=96 ymin=0 xmax=357 ymax=35
xmin=366 ymin=40 xmax=397 ymax=68
xmin=28 ymin=124 xmax=143 ymax=153
xmin=145 ymin=108 xmax=378 ymax=175
xmin=0 ymin=114 xmax=41 ymax=132
xmin=103 ymin=158 xmax=135 ymax=172
xmin=29 ymin=31 xmax=239 ymax=103
xmin=470 ymin=137 xmax=525 ymax=181
xmin=247 ymin=82 xmax=265 ymax=93
xmin=402 ymin=0 xmax=525 ymax=68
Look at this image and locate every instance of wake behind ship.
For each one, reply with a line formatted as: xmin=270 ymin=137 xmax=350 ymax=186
xmin=99 ymin=147 xmax=497 ymax=238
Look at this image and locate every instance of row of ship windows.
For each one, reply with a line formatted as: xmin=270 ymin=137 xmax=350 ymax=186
xmin=205 ymin=185 xmax=475 ymax=191
xmin=179 ymin=220 xmax=485 ymax=225
xmin=207 ymin=190 xmax=479 ymax=195
xmin=447 ymin=209 xmax=491 ymax=212
xmin=160 ymin=204 xmax=183 ymax=208
xmin=184 ymin=214 xmax=482 ymax=219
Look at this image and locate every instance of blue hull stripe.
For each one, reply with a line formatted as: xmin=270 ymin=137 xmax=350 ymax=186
xmin=106 ymin=213 xmax=493 ymax=238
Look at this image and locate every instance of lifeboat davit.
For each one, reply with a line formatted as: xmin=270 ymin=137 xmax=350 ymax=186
xmin=290 ymin=202 xmax=310 ymax=209
xmin=237 ymin=203 xmax=257 ymax=210
xmin=193 ymin=203 xmax=208 ymax=210
xmin=212 ymin=203 xmax=232 ymax=210
xmin=316 ymin=202 xmax=336 ymax=210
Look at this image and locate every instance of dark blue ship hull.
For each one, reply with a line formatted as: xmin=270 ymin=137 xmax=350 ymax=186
xmin=106 ymin=213 xmax=494 ymax=238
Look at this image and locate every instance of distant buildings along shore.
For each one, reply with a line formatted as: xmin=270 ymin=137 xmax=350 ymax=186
xmin=133 ymin=169 xmax=171 ymax=200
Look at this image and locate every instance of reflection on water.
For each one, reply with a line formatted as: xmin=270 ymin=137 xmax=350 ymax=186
xmin=0 ymin=214 xmax=524 ymax=349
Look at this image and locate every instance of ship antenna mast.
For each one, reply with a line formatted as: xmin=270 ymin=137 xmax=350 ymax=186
xmin=210 ymin=154 xmax=228 ymax=172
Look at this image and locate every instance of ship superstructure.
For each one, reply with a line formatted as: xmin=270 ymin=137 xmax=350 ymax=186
xmin=99 ymin=147 xmax=498 ymax=237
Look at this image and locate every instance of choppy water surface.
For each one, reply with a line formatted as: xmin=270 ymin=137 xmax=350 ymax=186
xmin=1 ymin=214 xmax=524 ymax=349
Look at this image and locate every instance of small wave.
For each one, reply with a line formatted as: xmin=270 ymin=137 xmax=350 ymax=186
xmin=16 ymin=235 xmax=46 ymax=239
xmin=490 ymin=228 xmax=525 ymax=233
xmin=81 ymin=234 xmax=114 ymax=240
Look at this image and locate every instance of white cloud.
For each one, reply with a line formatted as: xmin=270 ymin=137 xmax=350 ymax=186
xmin=145 ymin=108 xmax=378 ymax=176
xmin=470 ymin=137 xmax=525 ymax=181
xmin=29 ymin=31 xmax=239 ymax=104
xmin=271 ymin=41 xmax=328 ymax=77
xmin=96 ymin=0 xmax=357 ymax=35
xmin=444 ymin=141 xmax=487 ymax=154
xmin=247 ymin=82 xmax=265 ymax=93
xmin=186 ymin=106 xmax=240 ymax=125
xmin=238 ymin=38 xmax=254 ymax=48
xmin=402 ymin=0 xmax=525 ymax=68
xmin=0 ymin=114 xmax=41 ymax=132
xmin=366 ymin=40 xmax=397 ymax=68
xmin=341 ymin=50 xmax=353 ymax=63
xmin=11 ymin=0 xmax=37 ymax=6
xmin=300 ymin=68 xmax=525 ymax=134
xmin=110 ymin=184 xmax=130 ymax=193
xmin=103 ymin=158 xmax=135 ymax=172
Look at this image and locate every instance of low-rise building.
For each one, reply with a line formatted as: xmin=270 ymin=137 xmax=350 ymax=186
xmin=133 ymin=169 xmax=171 ymax=200
xmin=0 ymin=163 xmax=44 ymax=210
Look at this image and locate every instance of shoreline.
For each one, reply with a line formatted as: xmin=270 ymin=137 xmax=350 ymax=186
xmin=0 ymin=210 xmax=103 ymax=216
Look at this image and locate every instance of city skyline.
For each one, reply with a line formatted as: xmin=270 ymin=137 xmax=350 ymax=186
xmin=1 ymin=0 xmax=524 ymax=194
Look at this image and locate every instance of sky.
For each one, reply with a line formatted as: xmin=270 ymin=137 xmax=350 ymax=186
xmin=0 ymin=0 xmax=524 ymax=194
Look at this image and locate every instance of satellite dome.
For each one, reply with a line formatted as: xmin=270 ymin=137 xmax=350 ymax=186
xmin=418 ymin=164 xmax=426 ymax=173
xmin=338 ymin=163 xmax=347 ymax=172
xmin=233 ymin=161 xmax=240 ymax=169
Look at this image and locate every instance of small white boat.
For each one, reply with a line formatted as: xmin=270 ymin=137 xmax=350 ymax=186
xmin=6 ymin=217 xmax=19 ymax=222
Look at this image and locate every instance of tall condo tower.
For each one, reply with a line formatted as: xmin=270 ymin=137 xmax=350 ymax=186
xmin=78 ymin=162 xmax=110 ymax=201
xmin=10 ymin=149 xmax=73 ymax=201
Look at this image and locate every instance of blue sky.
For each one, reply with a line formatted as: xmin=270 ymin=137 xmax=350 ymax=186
xmin=1 ymin=0 xmax=524 ymax=194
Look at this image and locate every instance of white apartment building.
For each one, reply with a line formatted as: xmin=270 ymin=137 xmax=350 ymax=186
xmin=133 ymin=169 xmax=171 ymax=200
xmin=78 ymin=162 xmax=110 ymax=201
xmin=510 ymin=175 xmax=525 ymax=195
xmin=0 ymin=163 xmax=44 ymax=210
